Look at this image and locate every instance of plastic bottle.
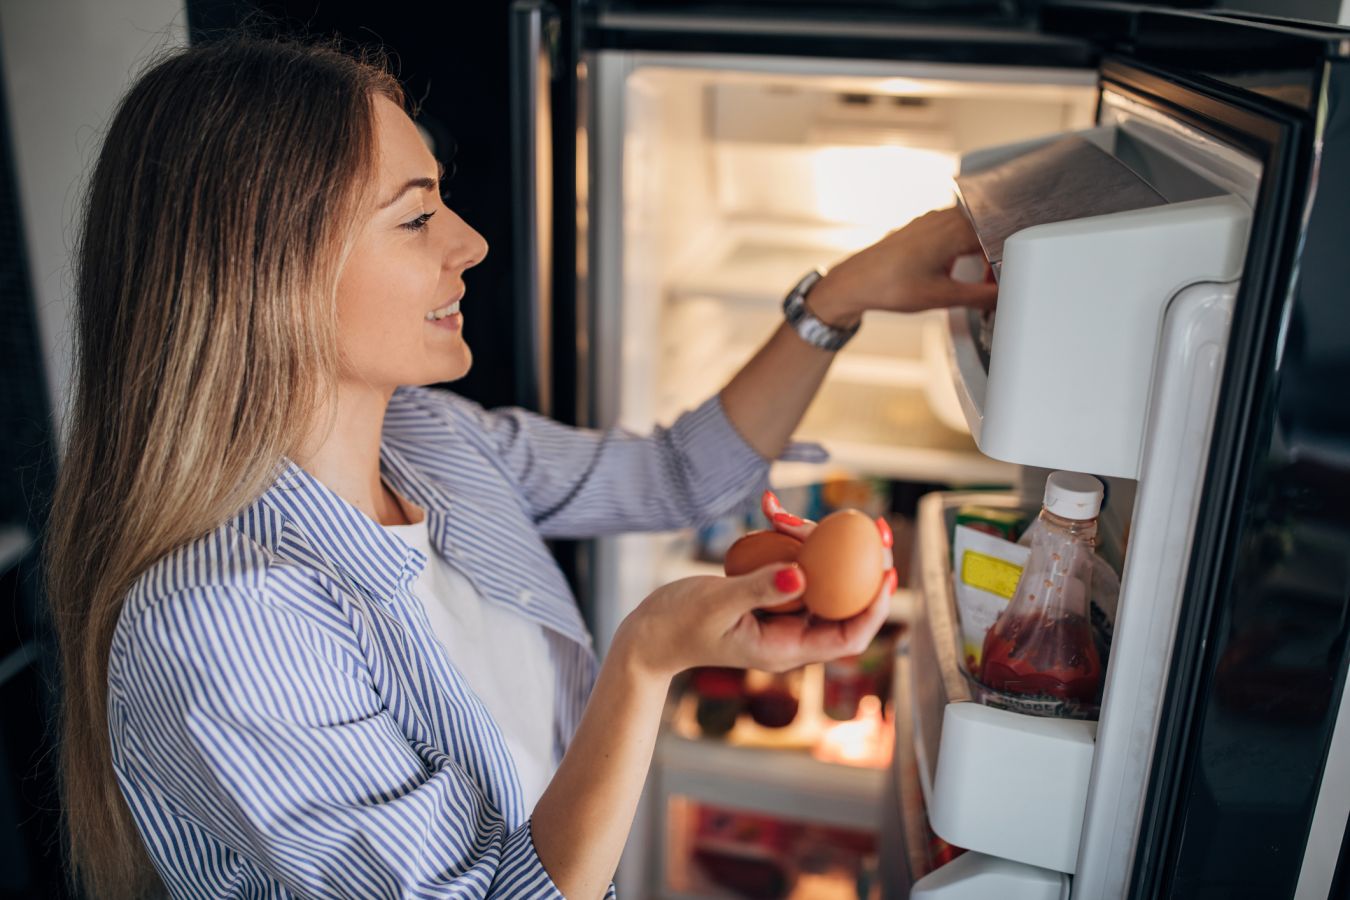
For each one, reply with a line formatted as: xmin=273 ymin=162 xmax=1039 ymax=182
xmin=979 ymin=471 xmax=1104 ymax=704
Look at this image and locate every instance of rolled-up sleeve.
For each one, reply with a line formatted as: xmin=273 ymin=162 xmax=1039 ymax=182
xmin=434 ymin=390 xmax=825 ymax=538
xmin=108 ymin=585 xmax=564 ymax=899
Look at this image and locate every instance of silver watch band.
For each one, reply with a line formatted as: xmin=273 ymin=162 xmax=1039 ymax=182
xmin=782 ymin=269 xmax=859 ymax=352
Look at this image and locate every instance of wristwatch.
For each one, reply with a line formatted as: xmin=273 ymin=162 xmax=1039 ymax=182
xmin=782 ymin=269 xmax=859 ymax=352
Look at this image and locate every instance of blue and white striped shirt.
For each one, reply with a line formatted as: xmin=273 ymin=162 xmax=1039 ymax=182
xmin=108 ymin=386 xmax=817 ymax=898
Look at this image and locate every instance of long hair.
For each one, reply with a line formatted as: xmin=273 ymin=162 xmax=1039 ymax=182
xmin=44 ymin=36 xmax=403 ymax=898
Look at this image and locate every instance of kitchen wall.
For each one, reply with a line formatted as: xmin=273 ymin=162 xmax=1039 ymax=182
xmin=0 ymin=0 xmax=188 ymax=442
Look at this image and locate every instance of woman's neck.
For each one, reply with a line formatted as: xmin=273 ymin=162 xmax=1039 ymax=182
xmin=294 ymin=381 xmax=413 ymax=526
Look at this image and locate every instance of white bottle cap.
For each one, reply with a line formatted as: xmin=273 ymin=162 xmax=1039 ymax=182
xmin=1043 ymin=471 xmax=1104 ymax=520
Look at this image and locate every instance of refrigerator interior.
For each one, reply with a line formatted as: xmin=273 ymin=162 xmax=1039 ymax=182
xmin=584 ymin=52 xmax=1102 ymax=899
xmin=591 ymin=56 xmax=1099 ymax=655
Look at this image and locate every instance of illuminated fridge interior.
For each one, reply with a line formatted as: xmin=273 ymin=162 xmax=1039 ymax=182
xmin=582 ymin=53 xmax=1102 ymax=899
xmin=589 ymin=58 xmax=1098 ymax=653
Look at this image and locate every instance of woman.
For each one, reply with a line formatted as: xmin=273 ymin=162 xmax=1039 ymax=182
xmin=46 ymin=36 xmax=995 ymax=900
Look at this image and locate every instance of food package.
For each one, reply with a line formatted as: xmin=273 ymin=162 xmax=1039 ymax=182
xmin=954 ymin=505 xmax=1029 ymax=542
xmin=952 ymin=525 xmax=1031 ymax=676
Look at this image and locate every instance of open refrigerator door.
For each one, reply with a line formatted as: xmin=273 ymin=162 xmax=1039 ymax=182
xmin=893 ymin=84 xmax=1260 ymax=897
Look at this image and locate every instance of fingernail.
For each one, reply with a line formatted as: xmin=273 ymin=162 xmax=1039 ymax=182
xmin=876 ymin=516 xmax=893 ymax=549
xmin=764 ymin=490 xmax=784 ymax=514
xmin=882 ymin=568 xmax=898 ymax=596
xmin=772 ymin=512 xmax=804 ymax=527
xmin=774 ymin=565 xmax=805 ymax=594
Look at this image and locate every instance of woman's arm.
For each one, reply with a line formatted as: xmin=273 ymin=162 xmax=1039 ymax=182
xmin=719 ymin=206 xmax=997 ymax=459
xmin=531 ymin=552 xmax=892 ymax=899
xmin=528 ymin=625 xmax=669 ymax=900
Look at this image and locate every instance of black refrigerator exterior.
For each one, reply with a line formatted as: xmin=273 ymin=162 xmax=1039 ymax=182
xmin=512 ymin=3 xmax=1350 ymax=897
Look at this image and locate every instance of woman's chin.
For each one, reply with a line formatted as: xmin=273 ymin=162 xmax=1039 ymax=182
xmin=437 ymin=350 xmax=473 ymax=384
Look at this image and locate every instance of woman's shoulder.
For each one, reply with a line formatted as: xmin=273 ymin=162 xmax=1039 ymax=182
xmin=108 ymin=513 xmax=370 ymax=714
xmin=117 ymin=505 xmax=347 ymax=635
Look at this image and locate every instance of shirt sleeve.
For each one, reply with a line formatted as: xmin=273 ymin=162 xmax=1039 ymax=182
xmin=108 ymin=584 xmax=565 ymax=899
xmin=426 ymin=389 xmax=826 ymax=539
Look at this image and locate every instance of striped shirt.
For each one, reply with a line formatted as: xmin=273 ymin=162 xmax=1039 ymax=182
xmin=107 ymin=385 xmax=821 ymax=898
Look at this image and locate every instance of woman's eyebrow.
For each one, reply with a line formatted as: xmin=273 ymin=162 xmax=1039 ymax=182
xmin=380 ymin=162 xmax=446 ymax=210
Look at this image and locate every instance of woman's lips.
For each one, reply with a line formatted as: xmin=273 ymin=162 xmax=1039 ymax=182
xmin=426 ymin=297 xmax=463 ymax=331
xmin=425 ymin=298 xmax=461 ymax=321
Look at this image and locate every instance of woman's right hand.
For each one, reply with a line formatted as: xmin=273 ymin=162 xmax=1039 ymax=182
xmin=617 ymin=559 xmax=894 ymax=682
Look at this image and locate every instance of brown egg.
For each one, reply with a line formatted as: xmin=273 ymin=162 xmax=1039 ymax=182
xmin=723 ymin=530 xmax=805 ymax=613
xmin=796 ymin=509 xmax=885 ymax=620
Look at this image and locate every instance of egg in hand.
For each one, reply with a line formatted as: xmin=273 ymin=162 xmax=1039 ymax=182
xmin=723 ymin=509 xmax=886 ymax=619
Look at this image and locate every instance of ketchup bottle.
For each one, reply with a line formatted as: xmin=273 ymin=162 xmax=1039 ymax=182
xmin=980 ymin=472 xmax=1104 ymax=706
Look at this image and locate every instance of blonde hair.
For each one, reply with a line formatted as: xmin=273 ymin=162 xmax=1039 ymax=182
xmin=45 ymin=36 xmax=403 ymax=898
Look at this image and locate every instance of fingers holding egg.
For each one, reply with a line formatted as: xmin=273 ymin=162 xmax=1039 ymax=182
xmin=729 ymin=506 xmax=887 ymax=621
xmin=724 ymin=530 xmax=805 ymax=613
xmin=761 ymin=489 xmax=816 ymax=542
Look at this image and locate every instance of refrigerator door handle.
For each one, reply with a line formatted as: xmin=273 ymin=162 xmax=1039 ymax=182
xmin=510 ymin=0 xmax=557 ymax=416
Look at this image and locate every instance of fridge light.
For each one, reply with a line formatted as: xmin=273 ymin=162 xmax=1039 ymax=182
xmin=807 ymin=145 xmax=958 ymax=227
xmin=812 ymin=695 xmax=894 ymax=768
xmin=875 ymin=77 xmax=928 ymax=95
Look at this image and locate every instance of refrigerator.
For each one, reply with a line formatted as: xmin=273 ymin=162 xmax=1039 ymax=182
xmin=509 ymin=2 xmax=1350 ymax=897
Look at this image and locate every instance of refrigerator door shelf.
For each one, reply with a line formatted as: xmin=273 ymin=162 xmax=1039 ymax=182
xmin=908 ymin=491 xmax=1103 ymax=875
xmin=911 ymin=851 xmax=1069 ymax=900
xmin=910 ymin=492 xmax=1026 ymax=792
xmin=950 ymin=126 xmax=1251 ymax=479
xmin=929 ymin=703 xmax=1095 ymax=874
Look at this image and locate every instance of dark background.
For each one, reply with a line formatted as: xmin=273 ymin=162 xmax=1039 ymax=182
xmin=191 ymin=0 xmax=530 ymax=413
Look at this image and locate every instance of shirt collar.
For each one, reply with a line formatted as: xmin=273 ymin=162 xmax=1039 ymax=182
xmin=259 ymin=444 xmax=445 ymax=605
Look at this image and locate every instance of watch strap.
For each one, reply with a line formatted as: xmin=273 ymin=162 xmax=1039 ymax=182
xmin=783 ymin=269 xmax=859 ymax=352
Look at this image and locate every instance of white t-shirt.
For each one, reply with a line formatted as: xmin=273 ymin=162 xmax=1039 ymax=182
xmin=384 ymin=512 xmax=556 ymax=815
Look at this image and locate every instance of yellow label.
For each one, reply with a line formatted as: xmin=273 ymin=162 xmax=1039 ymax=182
xmin=960 ymin=550 xmax=1024 ymax=600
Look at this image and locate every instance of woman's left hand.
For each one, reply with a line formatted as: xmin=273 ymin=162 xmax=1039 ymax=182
xmin=806 ymin=206 xmax=998 ymax=328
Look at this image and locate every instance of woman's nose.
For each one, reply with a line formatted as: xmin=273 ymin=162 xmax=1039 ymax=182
xmin=444 ymin=211 xmax=489 ymax=272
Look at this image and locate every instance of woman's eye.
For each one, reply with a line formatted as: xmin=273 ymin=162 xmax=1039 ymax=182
xmin=402 ymin=211 xmax=436 ymax=232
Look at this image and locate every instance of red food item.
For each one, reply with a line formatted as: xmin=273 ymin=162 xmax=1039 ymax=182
xmin=691 ymin=667 xmax=746 ymax=698
xmin=980 ymin=611 xmax=1101 ymax=702
xmin=747 ymin=688 xmax=799 ymax=728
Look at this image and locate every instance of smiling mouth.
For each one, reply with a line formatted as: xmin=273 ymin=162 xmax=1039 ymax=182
xmin=425 ymin=299 xmax=461 ymax=321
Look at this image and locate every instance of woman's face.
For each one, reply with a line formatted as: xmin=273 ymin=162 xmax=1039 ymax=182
xmin=335 ymin=95 xmax=488 ymax=391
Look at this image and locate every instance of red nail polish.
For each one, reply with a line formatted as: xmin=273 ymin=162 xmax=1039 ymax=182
xmin=772 ymin=512 xmax=804 ymax=527
xmin=881 ymin=568 xmax=898 ymax=596
xmin=774 ymin=566 xmax=805 ymax=594
xmin=764 ymin=489 xmax=784 ymax=514
xmin=876 ymin=516 xmax=893 ymax=549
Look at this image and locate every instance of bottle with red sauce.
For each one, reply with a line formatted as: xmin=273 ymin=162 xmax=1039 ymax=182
xmin=980 ymin=471 xmax=1104 ymax=706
